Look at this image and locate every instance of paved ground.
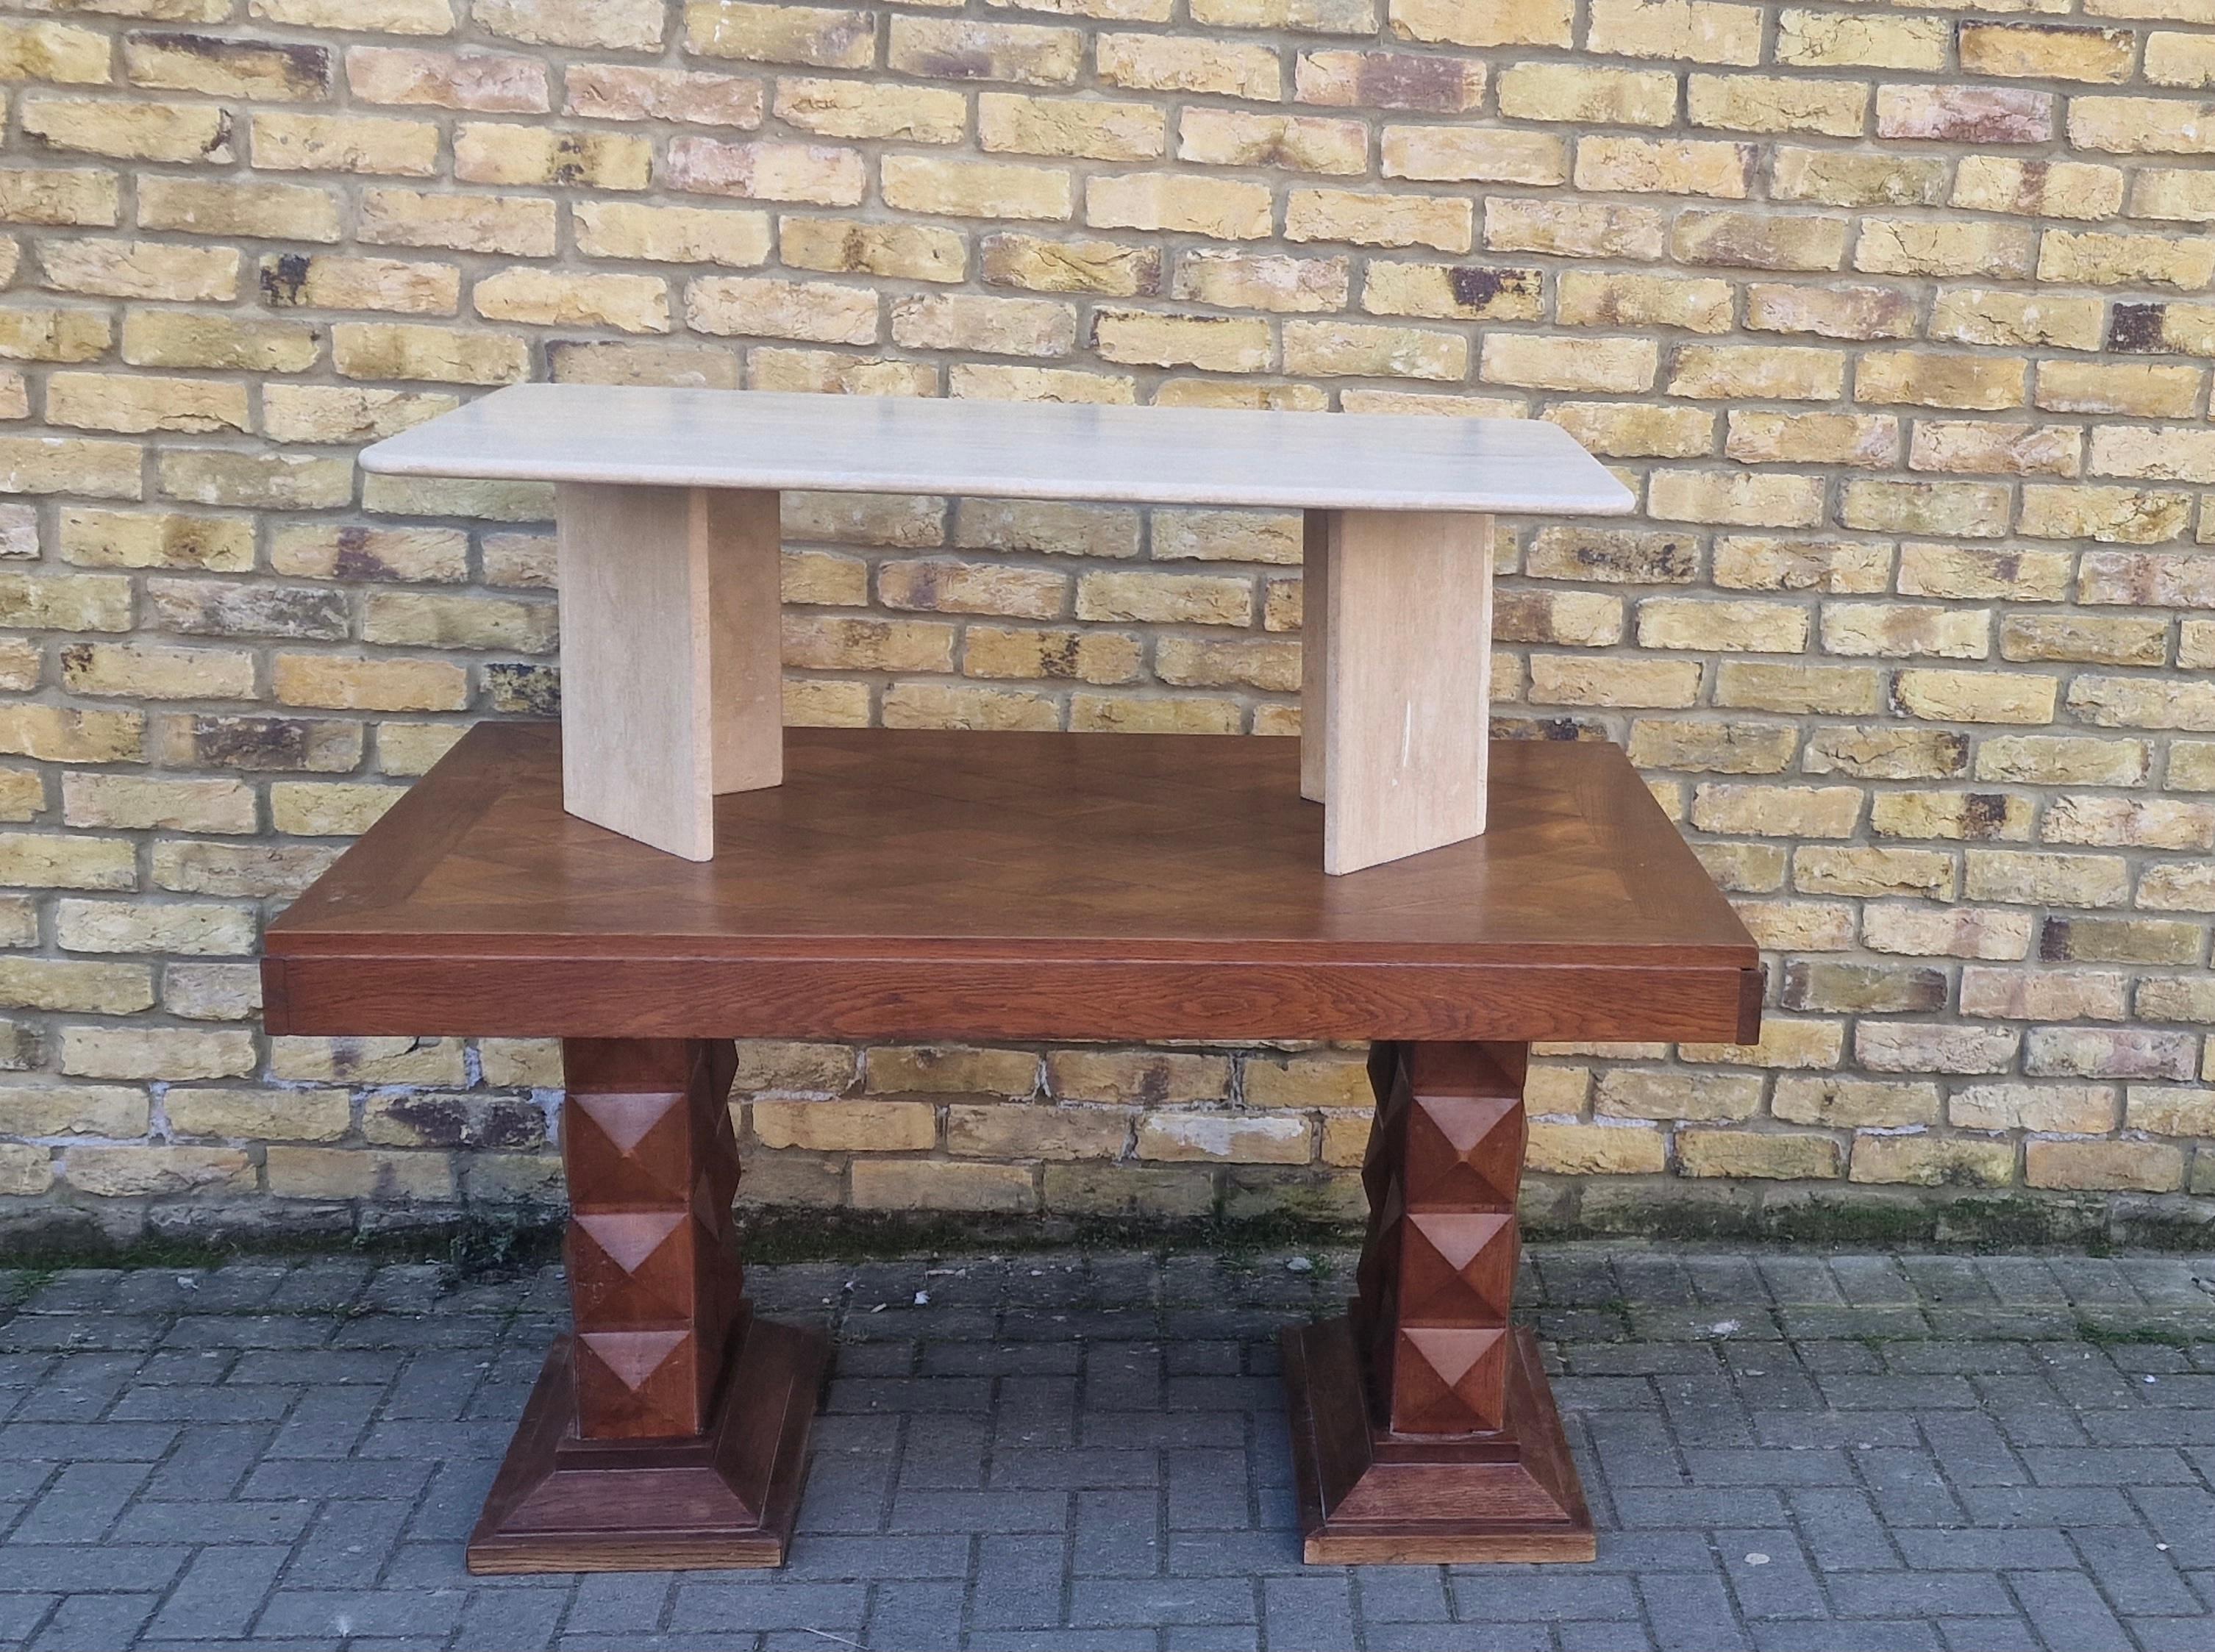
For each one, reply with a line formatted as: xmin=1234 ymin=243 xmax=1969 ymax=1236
xmin=0 ymin=1245 xmax=2211 ymax=1652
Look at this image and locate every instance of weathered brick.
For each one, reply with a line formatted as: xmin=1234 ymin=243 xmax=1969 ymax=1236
xmin=349 ymin=45 xmax=549 ymax=111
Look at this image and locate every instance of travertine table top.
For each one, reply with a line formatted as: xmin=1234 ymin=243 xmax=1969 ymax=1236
xmin=359 ymin=384 xmax=1636 ymax=515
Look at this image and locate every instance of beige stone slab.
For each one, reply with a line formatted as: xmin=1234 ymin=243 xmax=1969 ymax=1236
xmin=360 ymin=385 xmax=1634 ymax=515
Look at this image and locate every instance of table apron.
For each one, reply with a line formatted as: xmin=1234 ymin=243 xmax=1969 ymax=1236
xmin=262 ymin=956 xmax=1761 ymax=1045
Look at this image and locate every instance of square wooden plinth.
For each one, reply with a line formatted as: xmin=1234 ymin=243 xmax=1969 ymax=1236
xmin=1282 ymin=1317 xmax=1594 ymax=1565
xmin=468 ymin=1318 xmax=829 ymax=1574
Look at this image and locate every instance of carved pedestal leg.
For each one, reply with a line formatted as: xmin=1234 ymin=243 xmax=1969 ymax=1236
xmin=468 ymin=1037 xmax=828 ymax=1573
xmin=1283 ymin=1040 xmax=1594 ymax=1564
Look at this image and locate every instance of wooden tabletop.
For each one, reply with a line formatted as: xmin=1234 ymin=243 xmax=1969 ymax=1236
xmin=358 ymin=386 xmax=1636 ymax=515
xmin=263 ymin=725 xmax=1757 ymax=1045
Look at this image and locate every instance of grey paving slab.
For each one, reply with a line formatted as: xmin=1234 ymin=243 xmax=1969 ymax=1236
xmin=0 ymin=1245 xmax=2203 ymax=1651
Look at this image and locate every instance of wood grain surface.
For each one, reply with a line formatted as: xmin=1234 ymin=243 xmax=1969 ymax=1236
xmin=263 ymin=723 xmax=1761 ymax=1045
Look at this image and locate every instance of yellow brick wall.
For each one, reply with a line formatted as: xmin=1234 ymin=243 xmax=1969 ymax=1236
xmin=0 ymin=0 xmax=2208 ymax=1243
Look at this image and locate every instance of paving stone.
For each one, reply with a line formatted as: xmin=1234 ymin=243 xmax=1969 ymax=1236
xmin=1068 ymin=1576 xmax=1255 ymax=1627
xmin=0 ymin=1245 xmax=2210 ymax=1651
xmin=2004 ymin=1569 xmax=2134 ymax=1652
xmin=143 ymin=1548 xmax=288 ymax=1641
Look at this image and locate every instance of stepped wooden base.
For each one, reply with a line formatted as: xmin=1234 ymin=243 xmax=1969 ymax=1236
xmin=1283 ymin=1316 xmax=1594 ymax=1565
xmin=468 ymin=1319 xmax=828 ymax=1574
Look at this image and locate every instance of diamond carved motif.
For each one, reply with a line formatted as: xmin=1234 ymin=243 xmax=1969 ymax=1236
xmin=1394 ymin=1326 xmax=1512 ymax=1432
xmin=1404 ymin=1095 xmax=1523 ymax=1210
xmin=1398 ymin=1211 xmax=1518 ymax=1325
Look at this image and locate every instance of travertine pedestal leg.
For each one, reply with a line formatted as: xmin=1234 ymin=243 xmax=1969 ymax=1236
xmin=468 ymin=1037 xmax=827 ymax=1573
xmin=556 ymin=484 xmax=782 ymax=861
xmin=1301 ymin=509 xmax=1494 ymax=876
xmin=1282 ymin=1041 xmax=1594 ymax=1563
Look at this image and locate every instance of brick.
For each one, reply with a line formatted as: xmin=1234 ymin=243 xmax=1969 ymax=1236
xmin=1649 ymin=470 xmax=1825 ymax=528
xmin=349 ymin=45 xmax=549 ymax=111
xmin=1671 ymin=343 xmax=1842 ymax=400
xmin=1680 ymin=1131 xmax=1839 ymax=1181
xmin=562 ymin=66 xmax=755 ymax=127
xmin=1850 ymin=1135 xmax=2014 ymax=1188
xmin=1576 ymin=135 xmax=1752 ymax=199
xmin=1288 ymin=318 xmax=1463 ymax=380
xmin=456 ymin=123 xmax=650 ymax=190
xmin=887 ymin=18 xmax=1081 ymax=85
xmin=137 ymin=176 xmax=335 ymax=240
xmin=23 ymin=98 xmax=233 ymax=165
xmin=687 ymin=2 xmax=874 ymax=67
xmin=1138 ymin=1110 xmax=1308 ymax=1162
xmin=1774 ymin=1076 xmax=1938 ymax=1129
xmin=1858 ymin=351 xmax=2024 ymax=412
xmin=1855 ymin=218 xmax=2033 ymax=280
xmin=1588 ymin=0 xmax=1760 ymax=63
xmin=249 ymin=0 xmax=455 ymax=31
xmin=1637 ymin=598 xmax=1808 ymax=653
xmin=2025 ymin=1139 xmax=2183 ymax=1194
xmin=250 ymin=111 xmax=439 ymax=174
xmin=1291 ymin=187 xmax=1471 ymax=252
xmin=1096 ymin=33 xmax=1279 ymax=99
xmin=1385 ymin=127 xmax=1565 ymax=185
xmin=1908 ymin=421 xmax=2080 ymax=479
xmin=2036 ymin=362 xmax=2202 ymax=418
xmin=61 ymin=1024 xmax=255 ymax=1080
xmin=2039 ymin=229 xmax=2215 ymax=291
xmin=0 ymin=20 xmax=114 ymax=84
xmin=946 ymin=1102 xmax=1130 ymax=1160
xmin=1954 ymin=157 xmax=2122 ymax=221
xmin=1877 ymin=84 xmax=2050 ymax=144
xmin=1962 ymin=21 xmax=2133 ymax=81
xmin=1497 ymin=63 xmax=1674 ymax=125
xmin=754 ymin=1098 xmax=934 ymax=1151
xmin=1485 ymin=198 xmax=1660 ymax=260
xmin=1746 ymin=282 xmax=1916 ymax=340
xmin=2019 ymin=484 xmax=2189 ymax=545
xmin=477 ymin=0 xmax=663 ymax=48
xmin=1783 ymin=10 xmax=1945 ymax=69
xmin=1526 ymin=1120 xmax=1665 ymax=1176
xmin=1688 ymin=74 xmax=1866 ymax=137
xmin=1866 ymin=904 xmax=2033 ymax=959
xmin=38 ymin=238 xmax=238 ymax=304
xmin=126 ymin=32 xmax=331 ymax=100
xmin=259 ymin=251 xmax=458 ymax=314
xmin=883 ymin=156 xmax=1072 ymax=221
xmin=1091 ymin=308 xmax=1269 ymax=371
xmin=2069 ymin=94 xmax=2215 ymax=154
xmin=852 ymin=1159 xmax=1035 ymax=1212
xmin=265 ymin=1145 xmax=453 ymax=1200
xmin=1178 ymin=108 xmax=1358 ymax=173
xmin=1714 ymin=537 xmax=1888 ymax=593
xmin=360 ymin=187 xmax=554 ymax=256
xmin=1177 ymin=251 xmax=1344 ymax=313
xmin=64 ymin=1145 xmax=252 ymax=1197
xmin=1771 ymin=147 xmax=1944 ymax=208
xmin=1296 ymin=50 xmax=1484 ymax=110
xmin=1595 ymin=1069 xmax=1762 ymax=1122
xmin=1953 ymin=1083 xmax=2117 ymax=1134
xmin=1483 ymin=333 xmax=1655 ymax=393
xmin=2124 ymin=1086 xmax=2215 ymax=1137
xmin=1089 ymin=173 xmax=1271 ymax=239
xmin=1529 ymin=654 xmax=1701 ymax=707
xmin=984 ymin=233 xmax=1155 ymax=296
xmin=1554 ymin=401 xmax=1713 ymax=460
xmin=475 ymin=268 xmax=668 ymax=333
xmin=1387 ymin=0 xmax=1571 ymax=48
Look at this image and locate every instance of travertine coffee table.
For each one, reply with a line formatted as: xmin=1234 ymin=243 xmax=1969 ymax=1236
xmin=360 ymin=386 xmax=1631 ymax=873
xmin=261 ymin=724 xmax=1759 ymax=1570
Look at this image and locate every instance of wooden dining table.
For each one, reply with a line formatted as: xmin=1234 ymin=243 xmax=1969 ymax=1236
xmin=261 ymin=720 xmax=1760 ymax=1571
